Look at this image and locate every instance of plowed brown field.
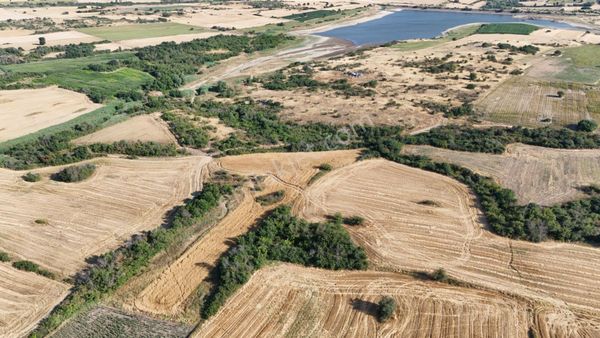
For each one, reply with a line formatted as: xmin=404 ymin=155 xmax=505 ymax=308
xmin=194 ymin=264 xmax=532 ymax=338
xmin=0 ymin=156 xmax=210 ymax=277
xmin=403 ymin=144 xmax=600 ymax=205
xmin=132 ymin=150 xmax=360 ymax=316
xmin=293 ymin=159 xmax=600 ymax=334
xmin=0 ymin=263 xmax=69 ymax=338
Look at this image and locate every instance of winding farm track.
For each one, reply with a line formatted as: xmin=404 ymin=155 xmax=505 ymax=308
xmin=133 ymin=150 xmax=360 ymax=316
xmin=403 ymin=144 xmax=600 ymax=205
xmin=0 ymin=156 xmax=211 ymax=277
xmin=294 ymin=159 xmax=600 ymax=336
xmin=194 ymin=264 xmax=532 ymax=338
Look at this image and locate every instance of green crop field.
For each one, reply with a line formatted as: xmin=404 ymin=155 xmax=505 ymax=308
xmin=555 ymin=45 xmax=600 ymax=84
xmin=78 ymin=22 xmax=202 ymax=41
xmin=34 ymin=68 xmax=153 ymax=97
xmin=0 ymin=52 xmax=136 ymax=73
xmin=393 ymin=24 xmax=480 ymax=51
xmin=475 ymin=23 xmax=539 ymax=35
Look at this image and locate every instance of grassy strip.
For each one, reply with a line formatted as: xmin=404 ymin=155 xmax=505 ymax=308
xmin=393 ymin=24 xmax=480 ymax=51
xmin=78 ymin=22 xmax=203 ymax=42
xmin=202 ymin=205 xmax=367 ymax=318
xmin=29 ymin=183 xmax=231 ymax=338
xmin=283 ymin=9 xmax=340 ymax=22
xmin=0 ymin=52 xmax=136 ymax=74
xmin=476 ymin=23 xmax=539 ymax=35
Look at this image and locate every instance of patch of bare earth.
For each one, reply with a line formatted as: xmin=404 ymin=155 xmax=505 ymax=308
xmin=0 ymin=156 xmax=211 ymax=277
xmin=295 ymin=159 xmax=600 ymax=335
xmin=0 ymin=87 xmax=102 ymax=142
xmin=73 ymin=113 xmax=177 ymax=145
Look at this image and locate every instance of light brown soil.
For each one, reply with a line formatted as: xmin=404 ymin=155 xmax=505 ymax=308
xmin=94 ymin=32 xmax=227 ymax=51
xmin=295 ymin=159 xmax=600 ymax=331
xmin=403 ymin=144 xmax=600 ymax=205
xmin=194 ymin=263 xmax=532 ymax=338
xmin=0 ymin=86 xmax=102 ymax=142
xmin=0 ymin=156 xmax=211 ymax=277
xmin=73 ymin=113 xmax=177 ymax=145
xmin=0 ymin=263 xmax=69 ymax=338
xmin=132 ymin=150 xmax=360 ymax=316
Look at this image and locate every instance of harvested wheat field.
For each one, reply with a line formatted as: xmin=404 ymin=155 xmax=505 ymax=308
xmin=403 ymin=144 xmax=600 ymax=205
xmin=296 ymin=159 xmax=600 ymax=334
xmin=194 ymin=263 xmax=532 ymax=338
xmin=0 ymin=156 xmax=211 ymax=277
xmin=0 ymin=263 xmax=69 ymax=338
xmin=133 ymin=150 xmax=360 ymax=316
xmin=73 ymin=114 xmax=176 ymax=145
xmin=0 ymin=30 xmax=102 ymax=51
xmin=477 ymin=77 xmax=600 ymax=127
xmin=0 ymin=87 xmax=102 ymax=142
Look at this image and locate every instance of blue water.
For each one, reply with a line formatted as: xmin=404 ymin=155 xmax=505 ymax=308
xmin=318 ymin=9 xmax=577 ymax=46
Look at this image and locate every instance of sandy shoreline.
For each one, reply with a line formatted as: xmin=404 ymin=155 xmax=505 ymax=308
xmin=292 ymin=7 xmax=396 ymax=35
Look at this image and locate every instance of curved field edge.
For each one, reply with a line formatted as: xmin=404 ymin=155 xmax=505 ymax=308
xmin=296 ymin=159 xmax=600 ymax=332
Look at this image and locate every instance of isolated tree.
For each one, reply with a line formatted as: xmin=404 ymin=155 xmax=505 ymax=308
xmin=432 ymin=268 xmax=448 ymax=282
xmin=469 ymin=72 xmax=477 ymax=81
xmin=557 ymin=90 xmax=565 ymax=98
xmin=377 ymin=296 xmax=396 ymax=322
xmin=577 ymin=119 xmax=598 ymax=132
xmin=38 ymin=36 xmax=46 ymax=45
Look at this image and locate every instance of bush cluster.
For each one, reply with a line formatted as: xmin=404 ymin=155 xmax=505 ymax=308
xmin=51 ymin=163 xmax=96 ymax=183
xmin=202 ymin=205 xmax=367 ymax=317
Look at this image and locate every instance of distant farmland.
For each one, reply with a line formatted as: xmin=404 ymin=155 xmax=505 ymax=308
xmin=78 ymin=22 xmax=203 ymax=41
xmin=477 ymin=77 xmax=600 ymax=127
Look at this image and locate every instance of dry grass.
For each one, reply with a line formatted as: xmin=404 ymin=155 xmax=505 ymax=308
xmin=244 ymin=37 xmax=530 ymax=132
xmin=73 ymin=113 xmax=177 ymax=145
xmin=403 ymin=144 xmax=600 ymax=205
xmin=131 ymin=150 xmax=360 ymax=316
xmin=0 ymin=156 xmax=211 ymax=277
xmin=0 ymin=263 xmax=69 ymax=338
xmin=477 ymin=77 xmax=600 ymax=127
xmin=0 ymin=86 xmax=102 ymax=142
xmin=294 ymin=159 xmax=600 ymax=331
xmin=194 ymin=263 xmax=531 ymax=338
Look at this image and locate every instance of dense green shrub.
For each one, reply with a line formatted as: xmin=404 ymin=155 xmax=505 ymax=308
xmin=0 ymin=251 xmax=10 ymax=262
xmin=377 ymin=296 xmax=396 ymax=322
xmin=22 ymin=172 xmax=41 ymax=182
xmin=202 ymin=205 xmax=367 ymax=318
xmin=161 ymin=112 xmax=210 ymax=148
xmin=344 ymin=216 xmax=365 ymax=226
xmin=406 ymin=125 xmax=600 ymax=154
xmin=255 ymin=190 xmax=285 ymax=205
xmin=51 ymin=163 xmax=96 ymax=182
xmin=577 ymin=119 xmax=598 ymax=132
xmin=12 ymin=260 xmax=54 ymax=278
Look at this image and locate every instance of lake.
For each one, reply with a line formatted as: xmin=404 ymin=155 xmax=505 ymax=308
xmin=318 ymin=9 xmax=577 ymax=46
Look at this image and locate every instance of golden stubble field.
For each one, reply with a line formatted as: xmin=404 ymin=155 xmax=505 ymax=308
xmin=403 ymin=144 xmax=600 ymax=205
xmin=0 ymin=155 xmax=211 ymax=277
xmin=292 ymin=159 xmax=600 ymax=336
xmin=73 ymin=113 xmax=177 ymax=145
xmin=0 ymin=263 xmax=69 ymax=338
xmin=129 ymin=150 xmax=361 ymax=317
xmin=0 ymin=87 xmax=102 ymax=142
xmin=194 ymin=263 xmax=531 ymax=338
